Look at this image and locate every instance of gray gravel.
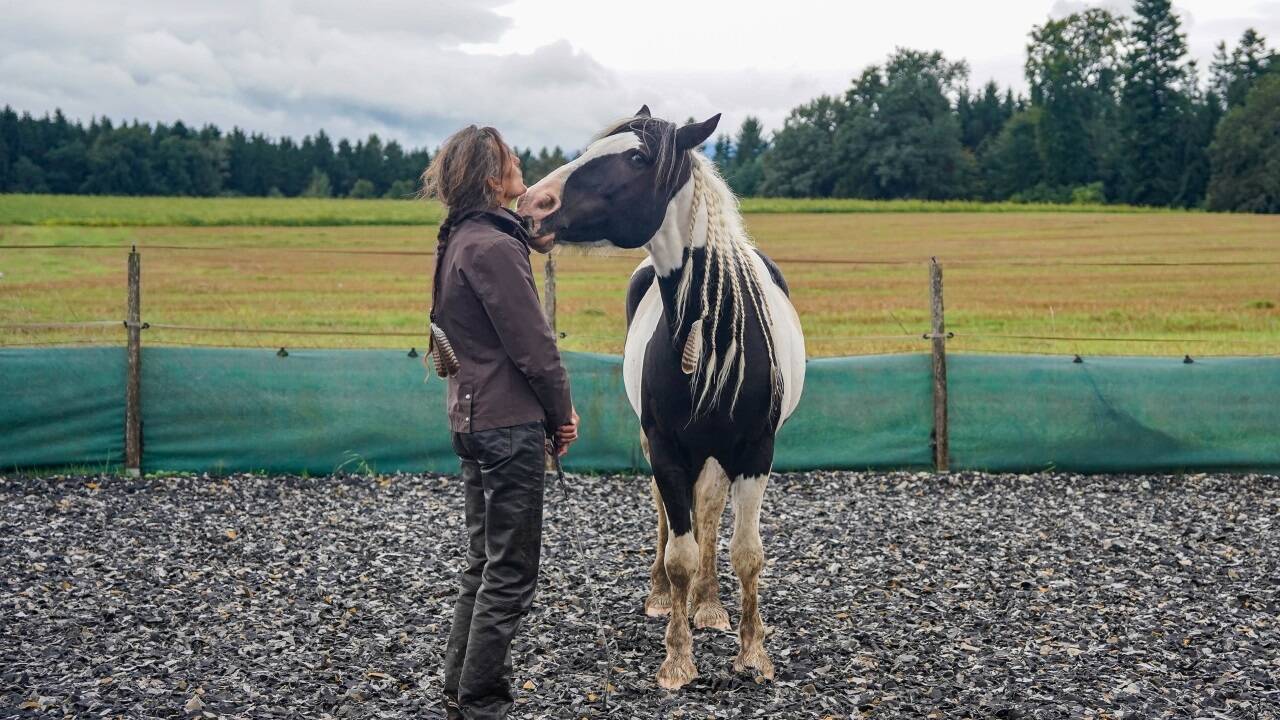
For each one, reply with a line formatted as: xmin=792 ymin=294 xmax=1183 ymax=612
xmin=1 ymin=470 xmax=1277 ymax=719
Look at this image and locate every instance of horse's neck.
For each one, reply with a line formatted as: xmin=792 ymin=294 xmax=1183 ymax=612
xmin=646 ymin=160 xmax=779 ymax=415
xmin=653 ymin=249 xmax=700 ymax=345
xmin=647 ymin=173 xmax=713 ymax=342
xmin=648 ymin=163 xmax=754 ymax=337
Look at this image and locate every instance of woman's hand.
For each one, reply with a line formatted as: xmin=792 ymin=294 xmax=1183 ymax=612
xmin=556 ymin=409 xmax=580 ymax=457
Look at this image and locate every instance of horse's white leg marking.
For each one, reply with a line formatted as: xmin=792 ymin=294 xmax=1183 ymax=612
xmin=658 ymin=523 xmax=700 ymax=689
xmin=691 ymin=459 xmax=731 ymax=631
xmin=730 ymin=474 xmax=774 ymax=680
xmin=645 ymin=477 xmax=672 ymax=617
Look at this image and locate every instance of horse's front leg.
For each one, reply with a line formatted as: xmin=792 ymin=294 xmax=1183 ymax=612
xmin=650 ymin=445 xmax=699 ymax=690
xmin=730 ymin=473 xmax=774 ymax=680
xmin=691 ymin=460 xmax=730 ymax=631
xmin=645 ymin=478 xmax=672 ymax=617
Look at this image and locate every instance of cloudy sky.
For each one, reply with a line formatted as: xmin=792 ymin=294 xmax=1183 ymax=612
xmin=2 ymin=0 xmax=1277 ymax=152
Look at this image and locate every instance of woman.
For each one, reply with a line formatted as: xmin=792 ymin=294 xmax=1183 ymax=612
xmin=422 ymin=125 xmax=579 ymax=720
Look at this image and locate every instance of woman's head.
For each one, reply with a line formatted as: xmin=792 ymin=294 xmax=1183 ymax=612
xmin=421 ymin=125 xmax=525 ymax=214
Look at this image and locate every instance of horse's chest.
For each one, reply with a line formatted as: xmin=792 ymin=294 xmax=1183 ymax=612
xmin=623 ymin=269 xmax=805 ymax=430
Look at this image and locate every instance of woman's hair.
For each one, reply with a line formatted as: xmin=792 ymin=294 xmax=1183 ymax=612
xmin=422 ymin=125 xmax=512 ymax=323
xmin=421 ymin=125 xmax=510 ymax=216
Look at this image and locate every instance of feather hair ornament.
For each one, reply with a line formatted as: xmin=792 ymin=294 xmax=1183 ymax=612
xmin=681 ymin=318 xmax=703 ymax=374
xmin=429 ymin=322 xmax=461 ymax=377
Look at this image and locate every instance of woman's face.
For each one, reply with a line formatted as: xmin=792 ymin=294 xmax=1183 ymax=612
xmin=491 ymin=146 xmax=526 ymax=207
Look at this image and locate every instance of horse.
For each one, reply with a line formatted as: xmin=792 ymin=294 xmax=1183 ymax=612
xmin=517 ymin=106 xmax=806 ymax=690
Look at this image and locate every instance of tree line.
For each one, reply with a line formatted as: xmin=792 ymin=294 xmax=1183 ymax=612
xmin=0 ymin=109 xmax=573 ymax=201
xmin=719 ymin=0 xmax=1276 ymax=212
xmin=1 ymin=0 xmax=1275 ymax=211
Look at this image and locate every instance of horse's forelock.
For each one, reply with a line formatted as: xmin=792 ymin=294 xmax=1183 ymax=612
xmin=591 ymin=116 xmax=686 ymax=198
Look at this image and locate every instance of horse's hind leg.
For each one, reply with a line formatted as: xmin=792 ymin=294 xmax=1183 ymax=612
xmin=691 ymin=460 xmax=730 ymax=631
xmin=645 ymin=478 xmax=672 ymax=617
xmin=730 ymin=474 xmax=774 ymax=680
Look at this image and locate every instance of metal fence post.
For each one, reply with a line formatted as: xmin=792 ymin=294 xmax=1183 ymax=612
xmin=929 ymin=257 xmax=949 ymax=472
xmin=125 ymin=246 xmax=142 ymax=477
xmin=543 ymin=251 xmax=557 ymax=334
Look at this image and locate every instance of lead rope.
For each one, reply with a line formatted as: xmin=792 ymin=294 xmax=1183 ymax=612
xmin=549 ymin=444 xmax=615 ymax=710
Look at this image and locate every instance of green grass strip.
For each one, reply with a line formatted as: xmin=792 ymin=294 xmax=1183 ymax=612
xmin=0 ymin=193 xmax=1191 ymax=227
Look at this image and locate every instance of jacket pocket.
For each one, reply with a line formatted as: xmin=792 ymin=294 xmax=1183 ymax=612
xmin=452 ymin=382 xmax=474 ymax=432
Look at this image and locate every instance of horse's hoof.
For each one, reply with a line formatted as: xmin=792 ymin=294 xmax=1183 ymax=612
xmin=644 ymin=593 xmax=672 ymax=618
xmin=656 ymin=655 xmax=698 ymax=690
xmin=733 ymin=648 xmax=775 ymax=681
xmin=692 ymin=602 xmax=731 ymax=631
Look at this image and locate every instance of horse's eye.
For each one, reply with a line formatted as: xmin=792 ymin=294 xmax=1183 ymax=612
xmin=630 ymin=151 xmax=647 ymax=166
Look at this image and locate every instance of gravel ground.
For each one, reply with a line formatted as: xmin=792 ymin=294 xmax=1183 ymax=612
xmin=1 ymin=470 xmax=1277 ymax=719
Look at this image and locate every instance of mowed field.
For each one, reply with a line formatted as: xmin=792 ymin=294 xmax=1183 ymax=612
xmin=1 ymin=195 xmax=1277 ymax=357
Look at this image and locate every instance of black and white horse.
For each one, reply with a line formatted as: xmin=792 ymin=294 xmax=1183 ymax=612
xmin=518 ymin=107 xmax=805 ymax=690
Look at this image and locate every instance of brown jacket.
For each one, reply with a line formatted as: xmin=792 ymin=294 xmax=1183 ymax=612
xmin=434 ymin=208 xmax=573 ymax=434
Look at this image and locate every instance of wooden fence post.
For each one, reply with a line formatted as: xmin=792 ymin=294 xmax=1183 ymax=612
xmin=543 ymin=251 xmax=557 ymax=334
xmin=929 ymin=257 xmax=949 ymax=472
xmin=125 ymin=246 xmax=142 ymax=477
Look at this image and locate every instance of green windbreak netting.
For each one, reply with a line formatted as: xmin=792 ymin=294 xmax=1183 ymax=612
xmin=1 ymin=347 xmax=1277 ymax=474
xmin=139 ymin=348 xmax=646 ymax=475
xmin=140 ymin=347 xmax=452 ymax=475
xmin=949 ymin=354 xmax=1280 ymax=473
xmin=140 ymin=349 xmax=931 ymax=474
xmin=0 ymin=347 xmax=125 ymax=471
xmin=774 ymin=354 xmax=934 ymax=471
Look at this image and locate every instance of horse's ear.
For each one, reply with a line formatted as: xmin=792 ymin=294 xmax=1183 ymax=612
xmin=676 ymin=114 xmax=720 ymax=150
xmin=635 ymin=104 xmax=651 ymax=118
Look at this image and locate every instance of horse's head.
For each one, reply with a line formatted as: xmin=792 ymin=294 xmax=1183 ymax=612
xmin=517 ymin=106 xmax=720 ymax=249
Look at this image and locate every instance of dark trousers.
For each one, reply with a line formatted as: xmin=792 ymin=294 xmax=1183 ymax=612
xmin=442 ymin=420 xmax=546 ymax=720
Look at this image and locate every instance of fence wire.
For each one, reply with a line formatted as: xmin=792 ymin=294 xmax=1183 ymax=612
xmin=0 ymin=321 xmax=122 ymax=330
xmin=146 ymin=323 xmax=424 ymax=338
xmin=2 ymin=243 xmax=1276 ymax=354
xmin=3 ymin=243 xmax=1276 ymax=268
xmin=2 ymin=315 xmax=1276 ymax=349
xmin=952 ymin=332 xmax=1279 ymax=346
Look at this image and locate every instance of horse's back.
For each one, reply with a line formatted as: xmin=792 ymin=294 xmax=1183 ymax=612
xmin=745 ymin=251 xmax=806 ymax=427
xmin=753 ymin=249 xmax=790 ymax=297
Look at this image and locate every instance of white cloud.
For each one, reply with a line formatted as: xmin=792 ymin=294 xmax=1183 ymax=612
xmin=1 ymin=0 xmax=1276 ymax=152
xmin=0 ymin=0 xmax=637 ymax=149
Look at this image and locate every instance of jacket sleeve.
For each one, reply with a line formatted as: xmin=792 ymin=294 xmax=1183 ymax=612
xmin=466 ymin=236 xmax=574 ymax=429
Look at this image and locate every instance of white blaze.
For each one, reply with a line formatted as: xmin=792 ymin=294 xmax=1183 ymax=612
xmin=527 ymin=131 xmax=643 ymax=198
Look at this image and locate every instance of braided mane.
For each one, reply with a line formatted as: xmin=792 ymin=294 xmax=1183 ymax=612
xmin=673 ymin=155 xmax=782 ymax=417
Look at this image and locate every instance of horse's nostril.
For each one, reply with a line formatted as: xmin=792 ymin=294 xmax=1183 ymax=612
xmin=538 ymin=194 xmax=558 ymax=211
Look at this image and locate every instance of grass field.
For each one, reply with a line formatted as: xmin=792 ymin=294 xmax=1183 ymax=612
xmin=0 ymin=193 xmax=1177 ymax=226
xmin=1 ymin=194 xmax=1277 ymax=357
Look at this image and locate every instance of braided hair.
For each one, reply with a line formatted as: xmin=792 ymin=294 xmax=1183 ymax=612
xmin=420 ymin=125 xmax=512 ymax=324
xmin=429 ymin=211 xmax=459 ymax=325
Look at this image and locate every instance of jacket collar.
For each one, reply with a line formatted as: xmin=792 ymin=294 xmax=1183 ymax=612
xmin=462 ymin=207 xmax=533 ymax=248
